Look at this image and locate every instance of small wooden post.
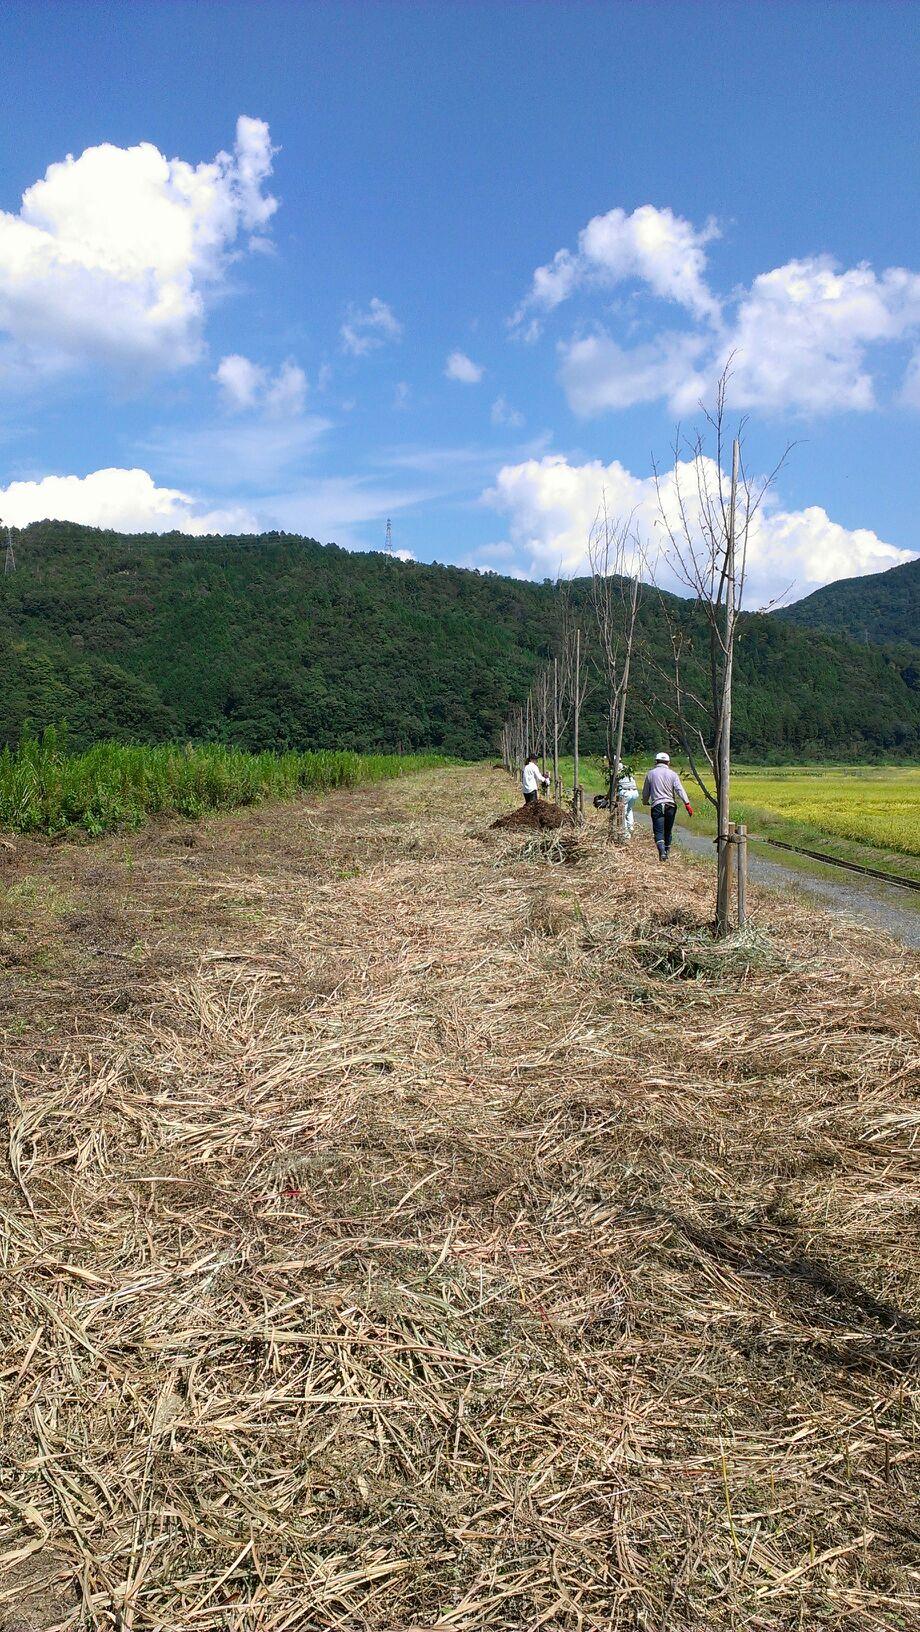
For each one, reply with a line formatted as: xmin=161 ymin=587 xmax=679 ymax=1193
xmin=615 ymin=796 xmax=626 ymax=843
xmin=722 ymin=820 xmax=737 ymax=931
xmin=736 ymin=822 xmax=748 ymax=929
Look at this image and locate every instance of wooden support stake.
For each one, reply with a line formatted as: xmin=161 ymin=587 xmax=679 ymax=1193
xmin=736 ymin=822 xmax=747 ymax=929
xmin=617 ymin=796 xmax=628 ymax=842
xmin=721 ymin=820 xmax=737 ymax=932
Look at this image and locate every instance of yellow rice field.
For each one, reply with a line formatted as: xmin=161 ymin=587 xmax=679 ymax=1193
xmin=730 ymin=766 xmax=920 ymax=857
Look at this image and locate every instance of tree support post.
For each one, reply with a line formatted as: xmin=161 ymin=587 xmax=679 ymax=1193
xmin=736 ymin=823 xmax=748 ymax=929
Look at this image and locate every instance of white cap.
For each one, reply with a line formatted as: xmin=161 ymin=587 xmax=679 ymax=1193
xmin=655 ymin=751 xmax=670 ymax=763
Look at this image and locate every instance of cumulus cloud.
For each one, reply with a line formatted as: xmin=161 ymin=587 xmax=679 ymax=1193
xmin=445 ymin=350 xmax=484 ymax=383
xmin=340 ymin=297 xmax=402 ymax=356
xmin=0 ymin=467 xmax=258 ymax=535
xmin=515 ymin=203 xmax=920 ymax=417
xmin=215 ymin=353 xmax=307 ymax=416
xmin=555 ymin=254 xmax=920 ymax=419
xmin=484 ymin=452 xmax=915 ymax=604
xmin=512 ymin=204 xmax=720 ymax=339
xmin=0 ymin=117 xmax=277 ymax=378
xmin=724 ymin=258 xmax=920 ymax=414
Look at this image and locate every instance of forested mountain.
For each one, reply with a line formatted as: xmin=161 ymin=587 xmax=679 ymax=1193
xmin=2 ymin=521 xmax=919 ymax=760
xmin=780 ymin=555 xmax=920 ymax=648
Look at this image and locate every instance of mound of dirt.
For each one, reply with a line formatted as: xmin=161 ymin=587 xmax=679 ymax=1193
xmin=490 ymin=799 xmax=571 ymax=831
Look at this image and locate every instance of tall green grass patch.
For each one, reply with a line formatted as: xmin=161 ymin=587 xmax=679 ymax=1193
xmin=0 ymin=729 xmax=454 ymax=836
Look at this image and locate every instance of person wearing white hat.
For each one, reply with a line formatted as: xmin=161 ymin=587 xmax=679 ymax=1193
xmin=642 ymin=752 xmax=693 ymax=860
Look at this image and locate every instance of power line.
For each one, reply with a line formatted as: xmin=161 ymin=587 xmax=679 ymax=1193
xmin=384 ymin=517 xmax=393 ymax=556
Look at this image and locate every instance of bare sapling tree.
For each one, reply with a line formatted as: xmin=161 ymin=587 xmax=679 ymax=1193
xmin=587 ymin=496 xmax=644 ymax=841
xmin=653 ymin=367 xmax=786 ymax=933
xmin=538 ymin=667 xmax=549 ymax=777
xmin=558 ymin=613 xmax=588 ymax=822
xmin=552 ymin=655 xmax=561 ymax=803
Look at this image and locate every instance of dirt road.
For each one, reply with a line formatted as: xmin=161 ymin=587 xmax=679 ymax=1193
xmin=1 ymin=767 xmax=918 ymax=1629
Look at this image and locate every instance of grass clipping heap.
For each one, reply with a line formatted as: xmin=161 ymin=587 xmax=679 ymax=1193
xmin=0 ymin=764 xmax=918 ymax=1630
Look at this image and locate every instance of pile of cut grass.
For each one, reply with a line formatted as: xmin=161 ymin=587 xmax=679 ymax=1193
xmin=0 ymin=728 xmax=453 ymax=836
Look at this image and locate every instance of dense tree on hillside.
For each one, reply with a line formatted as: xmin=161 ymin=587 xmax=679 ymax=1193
xmin=1 ymin=520 xmax=919 ymax=759
xmin=778 ymin=555 xmax=920 ymax=649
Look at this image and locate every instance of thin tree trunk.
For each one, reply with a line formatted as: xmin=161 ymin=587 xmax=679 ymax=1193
xmin=716 ymin=439 xmax=739 ymax=936
xmin=552 ymin=656 xmax=560 ymax=803
xmin=572 ymin=628 xmax=581 ymax=806
xmin=608 ymin=577 xmax=639 ymax=839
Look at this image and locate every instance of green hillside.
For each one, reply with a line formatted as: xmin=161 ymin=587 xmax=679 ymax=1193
xmin=2 ymin=520 xmax=919 ymax=760
xmin=780 ymin=554 xmax=920 ymax=648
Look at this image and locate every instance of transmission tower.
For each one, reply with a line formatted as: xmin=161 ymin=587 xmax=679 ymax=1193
xmin=3 ymin=524 xmax=15 ymax=577
xmin=384 ymin=517 xmax=393 ymax=556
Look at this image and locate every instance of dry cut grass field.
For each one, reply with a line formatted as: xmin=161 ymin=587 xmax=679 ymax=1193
xmin=1 ymin=765 xmax=918 ymax=1630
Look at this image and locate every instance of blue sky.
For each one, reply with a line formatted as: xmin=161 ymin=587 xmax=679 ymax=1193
xmin=0 ymin=0 xmax=918 ymax=602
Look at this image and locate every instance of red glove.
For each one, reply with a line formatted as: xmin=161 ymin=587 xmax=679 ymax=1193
xmin=685 ymin=802 xmax=694 ymax=817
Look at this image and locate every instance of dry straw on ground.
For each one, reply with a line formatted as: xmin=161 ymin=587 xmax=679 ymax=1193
xmin=1 ymin=765 xmax=918 ymax=1629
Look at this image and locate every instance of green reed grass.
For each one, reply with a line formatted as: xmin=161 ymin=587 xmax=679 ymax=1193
xmin=0 ymin=729 xmax=454 ymax=836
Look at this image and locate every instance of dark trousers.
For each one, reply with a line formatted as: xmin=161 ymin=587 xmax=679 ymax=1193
xmin=651 ymin=801 xmax=676 ymax=854
xmin=524 ymin=788 xmax=538 ymax=804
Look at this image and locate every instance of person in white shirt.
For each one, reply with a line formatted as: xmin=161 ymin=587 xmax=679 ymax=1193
xmin=616 ymin=761 xmax=640 ymax=833
xmin=522 ymin=753 xmax=550 ymax=804
xmin=641 ymin=751 xmax=693 ymax=860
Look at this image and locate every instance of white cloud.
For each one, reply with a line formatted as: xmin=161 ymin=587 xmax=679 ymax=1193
xmin=340 ymin=297 xmax=402 ymax=357
xmin=484 ymin=452 xmax=915 ymax=603
xmin=264 ymin=360 xmax=308 ymax=417
xmin=556 ymin=255 xmax=920 ymax=419
xmin=0 ymin=117 xmax=277 ymax=378
xmin=516 ymin=202 xmax=920 ymax=417
xmin=491 ymin=394 xmax=524 ymax=427
xmin=216 ymin=354 xmax=308 ymax=417
xmin=214 ymin=353 xmax=266 ymax=410
xmin=393 ymin=380 xmax=411 ymax=410
xmin=559 ymin=330 xmax=710 ymax=416
xmin=445 ymin=350 xmax=484 ymax=383
xmin=513 ymin=204 xmax=720 ymax=338
xmin=723 ymin=258 xmax=920 ymax=413
xmin=0 ymin=467 xmax=258 ymax=534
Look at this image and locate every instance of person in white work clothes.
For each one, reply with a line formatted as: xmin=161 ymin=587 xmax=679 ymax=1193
xmin=642 ymin=751 xmax=693 ymax=860
xmin=522 ymin=752 xmax=550 ymax=804
xmin=616 ymin=761 xmax=640 ymax=833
